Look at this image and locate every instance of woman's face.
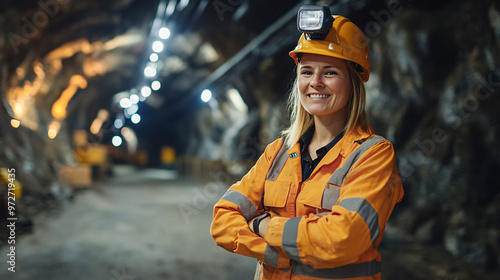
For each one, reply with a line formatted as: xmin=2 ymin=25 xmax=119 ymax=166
xmin=298 ymin=54 xmax=352 ymax=120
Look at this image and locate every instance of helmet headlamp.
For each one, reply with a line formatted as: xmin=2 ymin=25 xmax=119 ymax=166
xmin=297 ymin=5 xmax=334 ymax=40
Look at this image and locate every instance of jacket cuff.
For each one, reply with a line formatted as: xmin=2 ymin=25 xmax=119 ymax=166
xmin=264 ymin=217 xmax=289 ymax=247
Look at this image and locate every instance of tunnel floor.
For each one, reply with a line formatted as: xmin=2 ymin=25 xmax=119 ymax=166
xmin=0 ymin=165 xmax=256 ymax=280
xmin=1 ymin=165 xmax=498 ymax=280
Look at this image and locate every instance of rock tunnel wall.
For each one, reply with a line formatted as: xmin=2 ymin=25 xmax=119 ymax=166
xmin=367 ymin=0 xmax=500 ymax=269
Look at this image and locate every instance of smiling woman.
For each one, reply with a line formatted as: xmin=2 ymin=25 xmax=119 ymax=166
xmin=211 ymin=6 xmax=404 ymax=280
xmin=297 ymin=54 xmax=352 ymax=156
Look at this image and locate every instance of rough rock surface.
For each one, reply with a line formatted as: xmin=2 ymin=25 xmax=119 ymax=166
xmin=366 ymin=1 xmax=500 ymax=270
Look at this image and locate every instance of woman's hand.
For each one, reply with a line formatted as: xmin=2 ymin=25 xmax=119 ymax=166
xmin=315 ymin=208 xmax=331 ymax=218
xmin=249 ymin=209 xmax=329 ymax=238
xmin=248 ymin=216 xmax=271 ymax=238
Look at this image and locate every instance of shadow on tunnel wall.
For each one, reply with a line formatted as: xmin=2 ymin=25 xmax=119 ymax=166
xmin=0 ymin=0 xmax=500 ymax=279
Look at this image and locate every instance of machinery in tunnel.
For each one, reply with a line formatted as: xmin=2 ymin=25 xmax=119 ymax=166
xmin=1 ymin=0 xmax=500 ymax=279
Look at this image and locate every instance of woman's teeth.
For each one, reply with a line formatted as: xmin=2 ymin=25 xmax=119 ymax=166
xmin=309 ymin=94 xmax=330 ymax=98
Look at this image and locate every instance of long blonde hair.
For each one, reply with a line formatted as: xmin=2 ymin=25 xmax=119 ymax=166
xmin=282 ymin=62 xmax=371 ymax=149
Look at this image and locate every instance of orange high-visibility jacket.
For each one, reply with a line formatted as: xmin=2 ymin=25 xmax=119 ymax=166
xmin=211 ymin=127 xmax=404 ymax=280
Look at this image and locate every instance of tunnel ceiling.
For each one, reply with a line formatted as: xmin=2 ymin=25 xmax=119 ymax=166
xmin=0 ymin=0 xmax=316 ymax=147
xmin=0 ymin=0 xmax=398 ymax=149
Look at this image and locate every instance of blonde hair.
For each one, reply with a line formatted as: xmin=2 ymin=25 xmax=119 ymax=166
xmin=282 ymin=62 xmax=371 ymax=149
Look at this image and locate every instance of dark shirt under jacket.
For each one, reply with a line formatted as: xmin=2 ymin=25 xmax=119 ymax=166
xmin=299 ymin=127 xmax=345 ymax=182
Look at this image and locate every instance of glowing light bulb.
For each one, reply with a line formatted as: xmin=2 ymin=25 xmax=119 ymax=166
xmin=201 ymin=89 xmax=212 ymax=102
xmin=119 ymin=98 xmax=132 ymax=108
xmin=152 ymin=41 xmax=164 ymax=52
xmin=114 ymin=119 xmax=124 ymax=129
xmin=130 ymin=94 xmax=139 ymax=104
xmin=150 ymin=53 xmax=159 ymax=62
xmin=141 ymin=86 xmax=152 ymax=97
xmin=144 ymin=66 xmax=157 ymax=77
xmin=131 ymin=113 xmax=141 ymax=124
xmin=112 ymin=136 xmax=123 ymax=147
xmin=159 ymin=27 xmax=171 ymax=39
xmin=10 ymin=119 xmax=20 ymax=128
xmin=127 ymin=104 xmax=139 ymax=115
xmin=151 ymin=81 xmax=161 ymax=91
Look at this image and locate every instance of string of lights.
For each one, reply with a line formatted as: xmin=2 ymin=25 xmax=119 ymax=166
xmin=111 ymin=0 xmax=173 ymax=147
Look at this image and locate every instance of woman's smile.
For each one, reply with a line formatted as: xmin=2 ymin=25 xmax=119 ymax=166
xmin=307 ymin=93 xmax=331 ymax=99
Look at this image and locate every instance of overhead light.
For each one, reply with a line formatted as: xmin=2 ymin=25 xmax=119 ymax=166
xmin=131 ymin=113 xmax=141 ymax=124
xmin=48 ymin=129 xmax=57 ymax=139
xmin=126 ymin=104 xmax=139 ymax=115
xmin=159 ymin=27 xmax=171 ymax=39
xmin=151 ymin=81 xmax=161 ymax=91
xmin=144 ymin=66 xmax=157 ymax=77
xmin=141 ymin=86 xmax=152 ymax=97
xmin=130 ymin=94 xmax=139 ymax=104
xmin=201 ymin=89 xmax=212 ymax=102
xmin=149 ymin=53 xmax=159 ymax=62
xmin=48 ymin=120 xmax=61 ymax=139
xmin=114 ymin=118 xmax=124 ymax=129
xmin=112 ymin=136 xmax=123 ymax=147
xmin=10 ymin=119 xmax=20 ymax=128
xmin=119 ymin=98 xmax=132 ymax=108
xmin=152 ymin=41 xmax=164 ymax=52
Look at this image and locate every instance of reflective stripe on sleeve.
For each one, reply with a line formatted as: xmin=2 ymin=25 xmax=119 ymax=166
xmin=292 ymin=260 xmax=381 ymax=279
xmin=282 ymin=216 xmax=302 ymax=262
xmin=338 ymin=197 xmax=380 ymax=243
xmin=322 ymin=185 xmax=341 ymax=210
xmin=219 ymin=190 xmax=257 ymax=221
xmin=264 ymin=245 xmax=279 ymax=268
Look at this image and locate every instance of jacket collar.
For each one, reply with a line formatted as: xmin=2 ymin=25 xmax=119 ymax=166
xmin=283 ymin=125 xmax=373 ymax=182
xmin=286 ymin=125 xmax=374 ymax=162
xmin=298 ymin=126 xmax=345 ymax=157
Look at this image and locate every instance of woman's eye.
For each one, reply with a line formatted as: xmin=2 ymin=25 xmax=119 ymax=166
xmin=301 ymin=71 xmax=313 ymax=75
xmin=325 ymin=71 xmax=338 ymax=76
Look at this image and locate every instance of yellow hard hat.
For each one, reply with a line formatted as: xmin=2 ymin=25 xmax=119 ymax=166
xmin=289 ymin=15 xmax=370 ymax=82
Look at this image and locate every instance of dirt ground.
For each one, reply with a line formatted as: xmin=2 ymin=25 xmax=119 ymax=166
xmin=1 ymin=165 xmax=498 ymax=280
xmin=0 ymin=166 xmax=255 ymax=280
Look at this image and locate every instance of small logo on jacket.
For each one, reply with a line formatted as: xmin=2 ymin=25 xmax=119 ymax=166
xmin=289 ymin=152 xmax=298 ymax=159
